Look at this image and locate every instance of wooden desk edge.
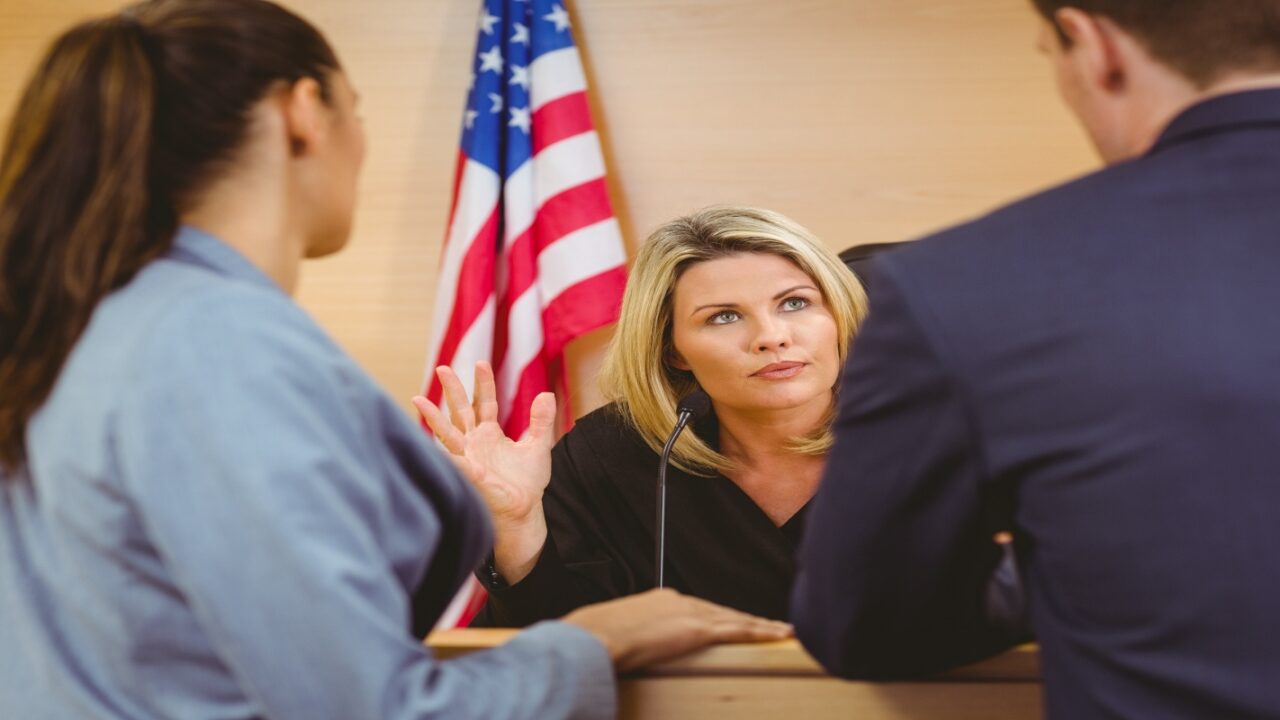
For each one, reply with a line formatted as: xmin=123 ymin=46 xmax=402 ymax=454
xmin=426 ymin=629 xmax=1040 ymax=681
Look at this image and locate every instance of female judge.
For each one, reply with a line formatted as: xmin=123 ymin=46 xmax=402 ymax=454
xmin=417 ymin=207 xmax=868 ymax=625
xmin=0 ymin=3 xmax=790 ymax=718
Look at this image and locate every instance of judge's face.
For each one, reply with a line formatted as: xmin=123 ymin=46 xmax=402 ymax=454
xmin=669 ymin=252 xmax=840 ymax=419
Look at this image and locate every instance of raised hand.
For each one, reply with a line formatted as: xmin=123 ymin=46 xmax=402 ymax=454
xmin=413 ymin=362 xmax=556 ymax=582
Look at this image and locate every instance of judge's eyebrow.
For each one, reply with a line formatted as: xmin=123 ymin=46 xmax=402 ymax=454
xmin=689 ymin=285 xmax=819 ymax=316
xmin=772 ymin=284 xmax=818 ymax=300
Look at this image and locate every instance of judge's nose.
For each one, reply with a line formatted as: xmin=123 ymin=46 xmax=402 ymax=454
xmin=753 ymin=317 xmax=792 ymax=353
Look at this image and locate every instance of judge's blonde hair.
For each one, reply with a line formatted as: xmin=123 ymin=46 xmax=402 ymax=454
xmin=600 ymin=206 xmax=868 ymax=475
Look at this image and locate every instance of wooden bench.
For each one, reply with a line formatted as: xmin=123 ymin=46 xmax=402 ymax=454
xmin=428 ymin=629 xmax=1042 ymax=719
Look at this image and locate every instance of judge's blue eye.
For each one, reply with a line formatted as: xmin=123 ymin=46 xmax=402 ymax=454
xmin=708 ymin=310 xmax=740 ymax=325
xmin=781 ymin=297 xmax=810 ymax=311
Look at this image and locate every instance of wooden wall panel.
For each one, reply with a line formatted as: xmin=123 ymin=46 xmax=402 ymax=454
xmin=0 ymin=0 xmax=1096 ymax=416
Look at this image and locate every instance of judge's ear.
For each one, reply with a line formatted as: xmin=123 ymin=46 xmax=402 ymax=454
xmin=278 ymin=77 xmax=329 ymax=157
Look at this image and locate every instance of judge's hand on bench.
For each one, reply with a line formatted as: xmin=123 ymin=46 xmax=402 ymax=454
xmin=563 ymin=588 xmax=793 ymax=672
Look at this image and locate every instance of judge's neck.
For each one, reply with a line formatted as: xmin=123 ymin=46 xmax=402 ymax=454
xmin=715 ymin=397 xmax=829 ymax=471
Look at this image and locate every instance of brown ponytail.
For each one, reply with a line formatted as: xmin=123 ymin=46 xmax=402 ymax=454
xmin=0 ymin=0 xmax=340 ymax=474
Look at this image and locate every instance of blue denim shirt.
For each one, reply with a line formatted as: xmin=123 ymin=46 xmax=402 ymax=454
xmin=0 ymin=226 xmax=614 ymax=719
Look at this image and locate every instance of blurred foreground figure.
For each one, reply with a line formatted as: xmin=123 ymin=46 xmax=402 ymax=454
xmin=794 ymin=2 xmax=1280 ymax=718
xmin=0 ymin=2 xmax=788 ymax=718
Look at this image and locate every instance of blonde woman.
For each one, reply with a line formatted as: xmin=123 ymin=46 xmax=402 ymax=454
xmin=417 ymin=206 xmax=868 ymax=624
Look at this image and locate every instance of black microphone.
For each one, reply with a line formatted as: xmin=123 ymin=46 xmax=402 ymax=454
xmin=655 ymin=389 xmax=712 ymax=588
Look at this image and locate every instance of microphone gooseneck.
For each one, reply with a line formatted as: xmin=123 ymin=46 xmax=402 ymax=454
xmin=655 ymin=389 xmax=711 ymax=588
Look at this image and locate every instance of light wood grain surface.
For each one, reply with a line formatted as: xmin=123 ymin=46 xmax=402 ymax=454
xmin=428 ymin=629 xmax=1039 ymax=679
xmin=428 ymin=629 xmax=1044 ymax=719
xmin=618 ymin=678 xmax=1042 ymax=720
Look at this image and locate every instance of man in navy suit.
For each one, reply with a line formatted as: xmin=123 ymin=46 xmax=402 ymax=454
xmin=792 ymin=2 xmax=1280 ymax=718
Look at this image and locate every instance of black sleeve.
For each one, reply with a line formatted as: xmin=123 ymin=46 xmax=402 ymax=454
xmin=790 ymin=257 xmax=1019 ymax=679
xmin=480 ymin=415 xmax=637 ymax=626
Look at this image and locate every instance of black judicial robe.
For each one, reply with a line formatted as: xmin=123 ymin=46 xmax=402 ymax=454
xmin=479 ymin=403 xmax=803 ymax=625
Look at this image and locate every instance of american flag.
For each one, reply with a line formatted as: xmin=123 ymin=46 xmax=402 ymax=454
xmin=425 ymin=0 xmax=627 ymax=628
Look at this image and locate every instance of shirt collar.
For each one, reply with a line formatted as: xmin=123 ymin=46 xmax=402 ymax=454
xmin=1149 ymin=86 xmax=1280 ymax=155
xmin=167 ymin=225 xmax=283 ymax=294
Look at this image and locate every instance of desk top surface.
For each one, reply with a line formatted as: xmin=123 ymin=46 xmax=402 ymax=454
xmin=427 ymin=629 xmax=1040 ymax=681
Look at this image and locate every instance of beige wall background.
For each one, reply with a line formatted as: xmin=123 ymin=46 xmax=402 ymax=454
xmin=0 ymin=0 xmax=1096 ymax=417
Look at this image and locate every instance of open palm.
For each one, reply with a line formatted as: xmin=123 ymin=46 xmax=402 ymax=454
xmin=412 ymin=362 xmax=554 ymax=525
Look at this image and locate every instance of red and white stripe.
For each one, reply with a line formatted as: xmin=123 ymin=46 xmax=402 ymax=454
xmin=426 ymin=45 xmax=627 ymax=629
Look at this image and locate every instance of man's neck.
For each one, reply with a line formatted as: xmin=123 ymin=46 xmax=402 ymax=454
xmin=1203 ymin=71 xmax=1280 ymax=100
xmin=1120 ymin=71 xmax=1280 ymax=162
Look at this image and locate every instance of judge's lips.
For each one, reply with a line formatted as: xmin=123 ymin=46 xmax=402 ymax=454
xmin=751 ymin=361 xmax=806 ymax=380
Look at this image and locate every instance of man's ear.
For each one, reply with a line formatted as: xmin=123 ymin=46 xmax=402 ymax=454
xmin=280 ymin=77 xmax=327 ymax=158
xmin=1055 ymin=8 xmax=1127 ymax=94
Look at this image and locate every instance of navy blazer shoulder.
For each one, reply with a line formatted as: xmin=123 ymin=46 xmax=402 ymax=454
xmin=794 ymin=88 xmax=1280 ymax=720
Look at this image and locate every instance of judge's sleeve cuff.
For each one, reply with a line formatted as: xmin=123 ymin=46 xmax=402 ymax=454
xmin=478 ymin=536 xmax=575 ymax=625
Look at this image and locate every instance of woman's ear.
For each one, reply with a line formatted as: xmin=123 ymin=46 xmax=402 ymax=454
xmin=280 ymin=77 xmax=327 ymax=158
xmin=667 ymin=348 xmax=690 ymax=372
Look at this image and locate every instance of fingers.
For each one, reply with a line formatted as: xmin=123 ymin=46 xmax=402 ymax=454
xmin=658 ymin=590 xmax=793 ymax=643
xmin=473 ymin=361 xmax=500 ymax=424
xmin=704 ymin=617 xmax=794 ymax=643
xmin=524 ymin=392 xmax=557 ymax=448
xmin=561 ymin=588 xmax=793 ymax=672
xmin=435 ymin=366 xmax=476 ymax=433
xmin=412 ymin=395 xmax=467 ymax=456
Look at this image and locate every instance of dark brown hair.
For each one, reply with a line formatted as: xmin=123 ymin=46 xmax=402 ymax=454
xmin=1031 ymin=1 xmax=1280 ymax=87
xmin=0 ymin=0 xmax=340 ymax=474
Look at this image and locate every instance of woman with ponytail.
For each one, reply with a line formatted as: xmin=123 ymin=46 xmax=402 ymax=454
xmin=0 ymin=2 xmax=788 ymax=718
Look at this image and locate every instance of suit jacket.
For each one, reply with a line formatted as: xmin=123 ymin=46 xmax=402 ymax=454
xmin=792 ymin=88 xmax=1280 ymax=719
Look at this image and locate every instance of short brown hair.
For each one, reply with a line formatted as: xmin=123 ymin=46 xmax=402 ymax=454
xmin=1032 ymin=1 xmax=1280 ymax=87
